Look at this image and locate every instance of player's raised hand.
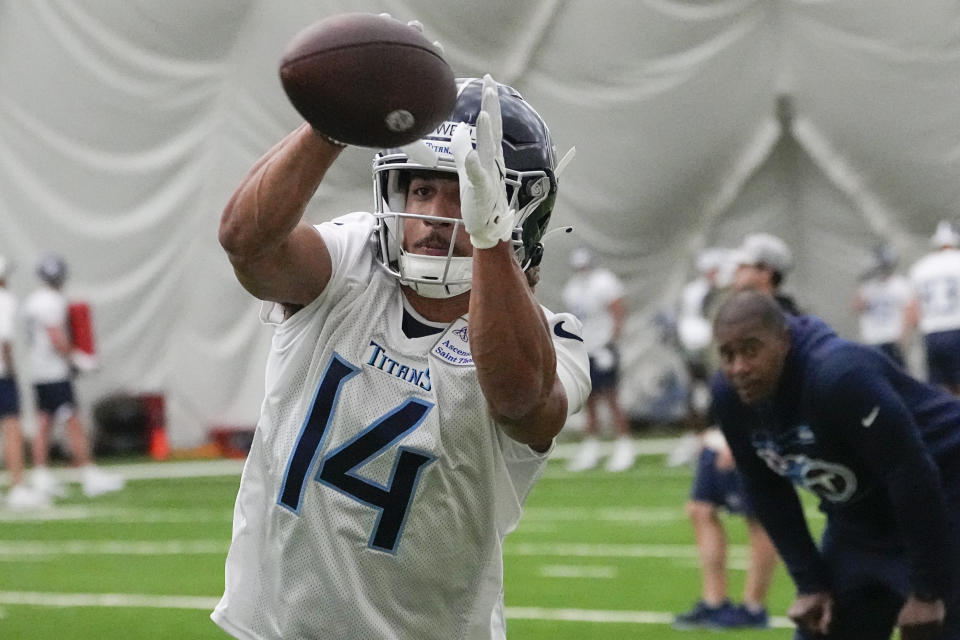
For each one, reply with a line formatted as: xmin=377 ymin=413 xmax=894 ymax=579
xmin=897 ymin=596 xmax=945 ymax=640
xmin=450 ymin=74 xmax=514 ymax=249
xmin=787 ymin=591 xmax=833 ymax=636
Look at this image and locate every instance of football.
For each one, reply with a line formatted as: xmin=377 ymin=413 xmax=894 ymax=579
xmin=279 ymin=13 xmax=457 ymax=148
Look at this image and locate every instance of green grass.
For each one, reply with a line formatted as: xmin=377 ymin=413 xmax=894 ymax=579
xmin=0 ymin=454 xmax=818 ymax=639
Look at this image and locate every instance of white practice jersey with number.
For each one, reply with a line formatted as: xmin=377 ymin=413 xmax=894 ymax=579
xmin=857 ymin=274 xmax=913 ymax=345
xmin=0 ymin=288 xmax=16 ymax=378
xmin=212 ymin=213 xmax=590 ymax=640
xmin=910 ymin=249 xmax=960 ymax=334
xmin=22 ymin=286 xmax=71 ymax=383
xmin=561 ymin=267 xmax=625 ymax=354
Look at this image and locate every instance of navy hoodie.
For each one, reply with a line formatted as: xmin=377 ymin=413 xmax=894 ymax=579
xmin=711 ymin=314 xmax=959 ymax=598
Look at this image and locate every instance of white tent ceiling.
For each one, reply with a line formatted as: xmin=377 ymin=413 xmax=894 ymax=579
xmin=1 ymin=0 xmax=958 ymax=445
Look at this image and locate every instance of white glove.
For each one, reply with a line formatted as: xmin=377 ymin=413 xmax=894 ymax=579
xmin=450 ymin=74 xmax=515 ymax=249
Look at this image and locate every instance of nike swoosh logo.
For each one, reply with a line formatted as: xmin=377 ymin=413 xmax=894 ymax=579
xmin=861 ymin=405 xmax=880 ymax=427
xmin=553 ymin=320 xmax=583 ymax=342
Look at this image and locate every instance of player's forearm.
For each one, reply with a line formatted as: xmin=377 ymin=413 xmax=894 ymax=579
xmin=469 ymin=243 xmax=559 ymax=429
xmin=1 ymin=342 xmax=13 ymax=374
xmin=720 ymin=419 xmax=831 ymax=592
xmin=218 ymin=123 xmax=343 ymax=263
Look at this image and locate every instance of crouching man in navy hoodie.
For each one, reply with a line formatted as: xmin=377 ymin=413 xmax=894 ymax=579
xmin=711 ymin=290 xmax=960 ymax=640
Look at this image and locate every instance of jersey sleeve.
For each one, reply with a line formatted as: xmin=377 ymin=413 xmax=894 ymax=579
xmin=813 ymin=351 xmax=953 ymax=599
xmin=0 ymin=295 xmax=15 ymax=341
xmin=711 ymin=376 xmax=832 ymax=594
xmin=260 ymin=212 xmax=375 ymax=327
xmin=545 ymin=311 xmax=591 ymax=416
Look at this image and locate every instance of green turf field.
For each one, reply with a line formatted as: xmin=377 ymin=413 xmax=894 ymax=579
xmin=0 ymin=450 xmax=822 ymax=639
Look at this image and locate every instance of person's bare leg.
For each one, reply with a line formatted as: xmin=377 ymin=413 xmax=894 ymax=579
xmin=2 ymin=415 xmax=25 ymax=485
xmin=64 ymin=413 xmax=92 ymax=466
xmin=743 ymin=518 xmax=778 ymax=608
xmin=32 ymin=412 xmax=52 ymax=467
xmin=584 ymin=393 xmax=601 ymax=436
xmin=686 ymin=500 xmax=728 ymax=604
xmin=605 ymin=389 xmax=630 ymax=437
xmin=568 ymin=394 xmax=603 ymax=471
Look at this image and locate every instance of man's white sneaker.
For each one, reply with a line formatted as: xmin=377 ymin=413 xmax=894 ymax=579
xmin=567 ymin=438 xmax=601 ymax=472
xmin=6 ymin=484 xmax=53 ymax=510
xmin=31 ymin=467 xmax=67 ymax=498
xmin=82 ymin=466 xmax=125 ymax=497
xmin=605 ymin=437 xmax=636 ymax=472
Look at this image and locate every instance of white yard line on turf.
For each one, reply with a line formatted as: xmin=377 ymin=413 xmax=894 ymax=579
xmin=0 ymin=437 xmax=691 ymax=487
xmin=0 ymin=538 xmax=736 ymax=561
xmin=0 ymin=540 xmax=226 ymax=556
xmin=0 ymin=591 xmax=796 ymax=628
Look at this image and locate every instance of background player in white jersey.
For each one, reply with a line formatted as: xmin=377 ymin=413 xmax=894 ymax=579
xmin=211 ymin=74 xmax=590 ymax=640
xmin=561 ymin=247 xmax=634 ymax=472
xmin=853 ymin=243 xmax=914 ymax=368
xmin=676 ymin=247 xmax=729 ymax=432
xmin=23 ymin=255 xmax=124 ymax=499
xmin=0 ymin=256 xmax=50 ymax=509
xmin=908 ymin=220 xmax=960 ymax=396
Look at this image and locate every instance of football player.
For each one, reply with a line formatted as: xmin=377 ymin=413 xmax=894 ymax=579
xmin=24 ymin=255 xmax=124 ymax=499
xmin=561 ymin=247 xmax=634 ymax=472
xmin=211 ymin=75 xmax=590 ymax=640
xmin=0 ymin=256 xmax=50 ymax=509
xmin=852 ymin=242 xmax=914 ymax=368
xmin=712 ymin=290 xmax=960 ymax=640
xmin=909 ymin=221 xmax=960 ymax=396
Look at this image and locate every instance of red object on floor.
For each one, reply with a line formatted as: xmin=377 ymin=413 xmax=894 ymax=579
xmin=149 ymin=425 xmax=170 ymax=461
xmin=139 ymin=393 xmax=169 ymax=461
xmin=209 ymin=426 xmax=255 ymax=459
xmin=68 ymin=302 xmax=96 ymax=355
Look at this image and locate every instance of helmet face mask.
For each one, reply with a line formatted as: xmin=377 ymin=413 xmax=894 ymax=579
xmin=372 ymin=78 xmax=558 ymax=298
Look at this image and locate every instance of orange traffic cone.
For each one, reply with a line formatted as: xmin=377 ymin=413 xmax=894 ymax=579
xmin=149 ymin=426 xmax=170 ymax=461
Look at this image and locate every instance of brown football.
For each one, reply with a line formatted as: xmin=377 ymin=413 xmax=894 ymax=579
xmin=279 ymin=13 xmax=457 ymax=148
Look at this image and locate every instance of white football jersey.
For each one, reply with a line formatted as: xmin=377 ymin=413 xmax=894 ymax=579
xmin=856 ymin=275 xmax=913 ymax=345
xmin=909 ymin=249 xmax=960 ymax=334
xmin=212 ymin=213 xmax=590 ymax=640
xmin=0 ymin=288 xmax=16 ymax=378
xmin=22 ymin=286 xmax=71 ymax=383
xmin=561 ymin=267 xmax=625 ymax=354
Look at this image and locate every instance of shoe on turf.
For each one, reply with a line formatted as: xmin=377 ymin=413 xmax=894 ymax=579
xmin=605 ymin=436 xmax=636 ymax=472
xmin=566 ymin=438 xmax=601 ymax=472
xmin=711 ymin=603 xmax=770 ymax=629
xmin=6 ymin=484 xmax=52 ymax=510
xmin=672 ymin=599 xmax=733 ymax=630
xmin=82 ymin=466 xmax=125 ymax=497
xmin=30 ymin=466 xmax=67 ymax=498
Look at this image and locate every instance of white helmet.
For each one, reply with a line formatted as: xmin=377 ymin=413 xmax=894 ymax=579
xmin=695 ymin=247 xmax=728 ymax=276
xmin=738 ymin=233 xmax=793 ymax=277
xmin=930 ymin=221 xmax=960 ymax=249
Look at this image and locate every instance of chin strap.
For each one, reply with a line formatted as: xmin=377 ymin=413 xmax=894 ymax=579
xmin=398 ymin=253 xmax=473 ymax=299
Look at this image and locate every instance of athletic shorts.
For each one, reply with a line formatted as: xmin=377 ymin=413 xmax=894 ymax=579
xmin=588 ymin=345 xmax=620 ymax=392
xmin=925 ymin=328 xmax=960 ymax=386
xmin=34 ymin=380 xmax=76 ymax=416
xmin=690 ymin=448 xmax=754 ymax=516
xmin=0 ymin=377 xmax=20 ymax=418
